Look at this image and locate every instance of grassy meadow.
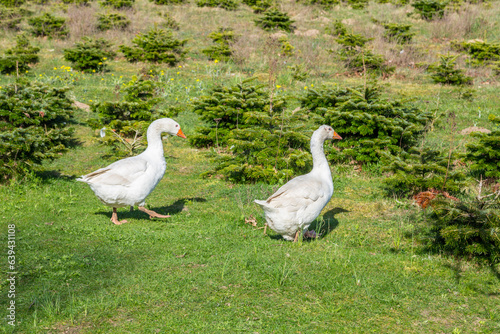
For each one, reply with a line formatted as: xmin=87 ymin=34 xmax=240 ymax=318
xmin=1 ymin=0 xmax=500 ymax=332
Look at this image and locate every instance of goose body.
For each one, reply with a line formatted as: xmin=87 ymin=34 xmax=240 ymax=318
xmin=255 ymin=125 xmax=341 ymax=241
xmin=77 ymin=118 xmax=186 ymax=224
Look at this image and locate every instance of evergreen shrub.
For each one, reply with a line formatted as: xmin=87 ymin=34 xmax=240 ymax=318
xmin=333 ymin=21 xmax=394 ymax=75
xmin=0 ymin=34 xmax=40 ymax=75
xmin=96 ymin=13 xmax=130 ymax=31
xmin=151 ymin=0 xmax=186 ymax=3
xmin=63 ymin=38 xmax=116 ymax=73
xmin=0 ymin=0 xmax=25 ymax=6
xmin=159 ymin=12 xmax=180 ymax=30
xmin=347 ymin=0 xmax=369 ymax=9
xmin=451 ymin=39 xmax=500 ymax=66
xmin=381 ymin=147 xmax=467 ymax=196
xmin=242 ymin=0 xmax=272 ymax=13
xmin=0 ymin=7 xmax=31 ymax=30
xmin=382 ymin=23 xmax=415 ymax=44
xmin=89 ymin=77 xmax=172 ymax=156
xmin=202 ymin=27 xmax=237 ymax=62
xmin=191 ymin=78 xmax=314 ymax=184
xmin=28 ymin=13 xmax=69 ymax=39
xmin=466 ymin=114 xmax=500 ymax=179
xmin=100 ymin=0 xmax=134 ymax=9
xmin=0 ymin=80 xmax=75 ymax=180
xmin=412 ymin=0 xmax=447 ymax=20
xmin=301 ymin=83 xmax=433 ymax=163
xmin=254 ymin=9 xmax=295 ymax=32
xmin=428 ymin=54 xmax=472 ymax=85
xmin=196 ymin=0 xmax=239 ymax=10
xmin=119 ymin=28 xmax=187 ymax=66
xmin=61 ymin=0 xmax=91 ymax=5
xmin=418 ymin=192 xmax=500 ymax=266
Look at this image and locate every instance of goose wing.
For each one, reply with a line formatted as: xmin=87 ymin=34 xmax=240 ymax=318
xmin=78 ymin=156 xmax=149 ymax=186
xmin=265 ymin=175 xmax=326 ymax=210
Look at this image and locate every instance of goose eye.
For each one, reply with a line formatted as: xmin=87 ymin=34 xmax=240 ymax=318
xmin=175 ymin=124 xmax=179 ymax=127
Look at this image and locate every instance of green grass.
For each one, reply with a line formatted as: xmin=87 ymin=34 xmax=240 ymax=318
xmin=1 ymin=0 xmax=500 ymax=332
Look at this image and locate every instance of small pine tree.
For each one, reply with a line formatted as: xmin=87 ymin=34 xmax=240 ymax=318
xmin=96 ymin=13 xmax=130 ymax=31
xmin=0 ymin=0 xmax=25 ymax=7
xmin=0 ymin=34 xmax=40 ymax=75
xmin=418 ymin=190 xmax=500 ymax=266
xmin=196 ymin=0 xmax=239 ymax=10
xmin=0 ymin=80 xmax=75 ymax=181
xmin=63 ymin=37 xmax=116 ymax=73
xmin=301 ymin=83 xmax=433 ymax=163
xmin=28 ymin=13 xmax=69 ymax=39
xmin=254 ymin=9 xmax=295 ymax=32
xmin=0 ymin=7 xmax=32 ymax=30
xmin=159 ymin=12 xmax=180 ymax=30
xmin=90 ymin=77 xmax=171 ymax=156
xmin=451 ymin=39 xmax=500 ymax=66
xmin=150 ymin=0 xmax=186 ymax=4
xmin=202 ymin=27 xmax=237 ymax=62
xmin=119 ymin=28 xmax=187 ymax=66
xmin=382 ymin=23 xmax=415 ymax=44
xmin=428 ymin=54 xmax=473 ymax=86
xmin=412 ymin=0 xmax=447 ymax=20
xmin=466 ymin=114 xmax=500 ymax=179
xmin=242 ymin=0 xmax=272 ymax=13
xmin=381 ymin=147 xmax=467 ymax=196
xmin=191 ymin=78 xmax=314 ymax=183
xmin=332 ymin=21 xmax=394 ymax=75
xmin=100 ymin=0 xmax=135 ymax=9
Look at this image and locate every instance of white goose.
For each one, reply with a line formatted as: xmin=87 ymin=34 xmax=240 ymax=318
xmin=77 ymin=118 xmax=186 ymax=225
xmin=254 ymin=125 xmax=342 ymax=241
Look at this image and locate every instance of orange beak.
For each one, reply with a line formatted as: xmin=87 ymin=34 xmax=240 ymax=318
xmin=333 ymin=131 xmax=342 ymax=140
xmin=176 ymin=128 xmax=186 ymax=139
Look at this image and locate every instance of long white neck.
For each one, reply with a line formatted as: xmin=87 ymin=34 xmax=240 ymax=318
xmin=310 ymin=131 xmax=331 ymax=176
xmin=144 ymin=125 xmax=165 ymax=157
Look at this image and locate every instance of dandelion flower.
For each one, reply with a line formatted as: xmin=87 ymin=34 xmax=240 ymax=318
xmin=276 ymin=85 xmax=281 ymax=88
xmin=304 ymin=86 xmax=308 ymax=89
xmin=103 ymin=57 xmax=107 ymax=60
xmin=98 ymin=62 xmax=102 ymax=65
xmin=177 ymin=72 xmax=179 ymax=74
xmin=119 ymin=76 xmax=123 ymax=78
xmin=170 ymin=78 xmax=174 ymax=81
xmin=311 ymin=84 xmax=314 ymax=87
xmin=54 ymin=67 xmax=57 ymax=70
xmin=92 ymin=70 xmax=96 ymax=73
xmin=178 ymin=65 xmax=182 ymax=68
xmin=196 ymin=79 xmax=200 ymax=82
xmin=214 ymin=59 xmax=219 ymax=63
xmin=89 ymin=99 xmax=93 ymax=102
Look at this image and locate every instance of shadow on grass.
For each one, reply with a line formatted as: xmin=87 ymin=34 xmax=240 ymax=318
xmin=268 ymin=207 xmax=349 ymax=242
xmin=306 ymin=207 xmax=349 ymax=240
xmin=95 ymin=197 xmax=207 ymax=221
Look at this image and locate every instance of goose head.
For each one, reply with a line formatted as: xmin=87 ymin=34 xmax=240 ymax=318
xmin=149 ymin=118 xmax=187 ymax=138
xmin=316 ymin=125 xmax=342 ymax=141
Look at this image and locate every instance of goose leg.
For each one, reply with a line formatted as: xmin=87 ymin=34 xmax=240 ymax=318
xmin=138 ymin=206 xmax=171 ymax=219
xmin=263 ymin=223 xmax=267 ymax=235
xmin=111 ymin=207 xmax=128 ymax=225
xmin=293 ymin=230 xmax=300 ymax=243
